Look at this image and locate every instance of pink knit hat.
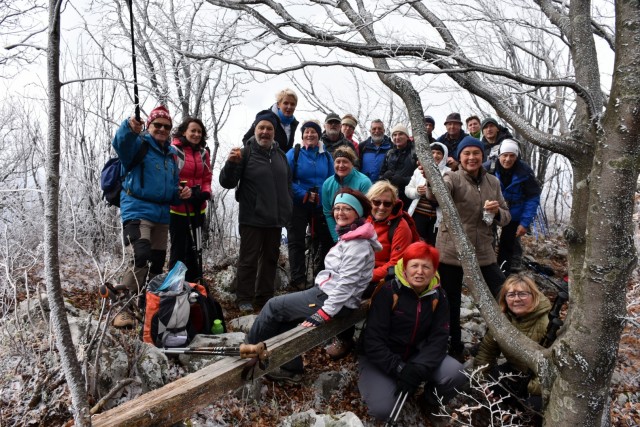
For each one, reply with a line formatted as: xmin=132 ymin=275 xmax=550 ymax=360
xmin=146 ymin=105 xmax=172 ymax=127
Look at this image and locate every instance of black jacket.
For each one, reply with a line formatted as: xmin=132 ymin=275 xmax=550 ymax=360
xmin=242 ymin=115 xmax=299 ymax=153
xmin=361 ymin=277 xmax=450 ymax=379
xmin=219 ymin=137 xmax=293 ymax=227
xmin=436 ymin=130 xmax=468 ymax=157
xmin=320 ymin=132 xmax=357 ymax=157
xmin=379 ymin=142 xmax=417 ymax=207
xmin=482 ymin=126 xmax=513 ymax=161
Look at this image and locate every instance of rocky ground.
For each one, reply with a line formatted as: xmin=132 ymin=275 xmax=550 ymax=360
xmin=0 ymin=235 xmax=639 ymax=426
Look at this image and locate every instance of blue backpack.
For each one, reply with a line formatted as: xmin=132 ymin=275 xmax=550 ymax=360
xmin=100 ymin=140 xmax=149 ymax=207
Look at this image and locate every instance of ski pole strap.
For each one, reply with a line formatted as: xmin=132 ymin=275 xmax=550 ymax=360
xmin=241 ymin=342 xmax=270 ymax=381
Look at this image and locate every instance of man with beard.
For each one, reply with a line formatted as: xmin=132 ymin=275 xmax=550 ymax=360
xmin=358 ymin=119 xmax=392 ymax=182
xmin=321 ymin=112 xmax=356 ymax=157
xmin=219 ymin=110 xmax=293 ymax=312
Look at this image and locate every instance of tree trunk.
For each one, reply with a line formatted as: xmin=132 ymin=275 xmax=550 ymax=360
xmin=45 ymin=1 xmax=91 ymax=425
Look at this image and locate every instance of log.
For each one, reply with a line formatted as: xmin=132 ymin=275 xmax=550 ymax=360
xmin=92 ymin=306 xmax=366 ymax=427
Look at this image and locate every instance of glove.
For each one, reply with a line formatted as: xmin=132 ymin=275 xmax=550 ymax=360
xmin=304 ymin=308 xmax=331 ymax=326
xmin=189 ymin=186 xmax=202 ymax=202
xmin=200 ymin=191 xmax=211 ymax=202
xmin=396 ymin=363 xmax=423 ymax=396
xmin=382 ymin=170 xmax=394 ymax=181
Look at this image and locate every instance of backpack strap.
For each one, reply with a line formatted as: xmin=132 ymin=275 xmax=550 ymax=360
xmin=123 ymin=140 xmax=150 ymax=188
xmin=292 ymin=143 xmax=301 ymax=180
xmin=387 ymin=216 xmax=401 ymax=246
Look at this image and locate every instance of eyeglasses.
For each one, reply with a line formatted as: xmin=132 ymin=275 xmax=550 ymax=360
xmin=151 ymin=122 xmax=172 ymax=131
xmin=371 ymin=199 xmax=393 ymax=208
xmin=332 ymin=206 xmax=354 ymax=213
xmin=505 ymin=291 xmax=532 ymax=300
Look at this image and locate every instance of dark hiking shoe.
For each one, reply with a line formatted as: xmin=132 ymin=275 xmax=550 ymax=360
xmin=238 ymin=302 xmax=254 ymax=313
xmin=325 ymin=337 xmax=354 ymax=360
xmin=265 ymin=367 xmax=303 ymax=385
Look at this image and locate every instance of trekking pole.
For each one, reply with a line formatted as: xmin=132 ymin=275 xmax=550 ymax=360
xmin=181 ymin=182 xmax=201 ymax=282
xmin=125 ymin=0 xmax=140 ymax=122
xmin=385 ymin=391 xmax=409 ymax=427
xmin=160 ymin=342 xmax=270 ymax=360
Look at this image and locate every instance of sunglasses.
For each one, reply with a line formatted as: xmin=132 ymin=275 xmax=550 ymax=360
xmin=151 ymin=122 xmax=172 ymax=130
xmin=371 ymin=199 xmax=393 ymax=208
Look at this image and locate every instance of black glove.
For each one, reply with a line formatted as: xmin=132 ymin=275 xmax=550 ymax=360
xmin=396 ymin=363 xmax=423 ymax=396
xmin=304 ymin=308 xmax=331 ymax=326
xmin=382 ymin=170 xmax=394 ymax=181
xmin=200 ymin=191 xmax=211 ymax=202
xmin=189 ymin=186 xmax=202 ymax=202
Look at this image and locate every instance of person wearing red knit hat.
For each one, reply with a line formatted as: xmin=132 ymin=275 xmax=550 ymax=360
xmin=110 ymin=105 xmax=191 ymax=328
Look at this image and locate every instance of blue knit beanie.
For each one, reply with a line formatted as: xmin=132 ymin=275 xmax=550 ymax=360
xmin=456 ymin=136 xmax=485 ymax=160
xmin=300 ymin=120 xmax=322 ymax=137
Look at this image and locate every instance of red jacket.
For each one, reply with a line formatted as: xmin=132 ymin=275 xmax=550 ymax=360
xmin=170 ymin=138 xmax=213 ymax=214
xmin=367 ymin=200 xmax=412 ymax=283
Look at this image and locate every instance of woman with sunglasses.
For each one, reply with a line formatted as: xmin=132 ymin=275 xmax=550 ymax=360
xmin=473 ymin=274 xmax=550 ymax=415
xmin=111 ymin=106 xmax=191 ymax=328
xmin=168 ymin=117 xmax=213 ymax=283
xmin=246 ymin=188 xmax=381 ymax=384
xmin=325 ymin=180 xmax=413 ymax=359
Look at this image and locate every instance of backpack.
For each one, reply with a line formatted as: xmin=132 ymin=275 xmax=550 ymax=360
xmin=388 ymin=211 xmax=421 ymax=244
xmin=141 ymin=276 xmax=226 ymax=348
xmin=101 ymin=140 xmax=150 ymax=207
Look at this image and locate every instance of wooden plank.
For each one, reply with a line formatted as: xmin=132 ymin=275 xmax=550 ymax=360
xmin=92 ymin=307 xmax=366 ymax=427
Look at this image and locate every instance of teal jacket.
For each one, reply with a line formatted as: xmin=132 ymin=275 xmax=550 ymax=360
xmin=321 ymin=169 xmax=372 ymax=242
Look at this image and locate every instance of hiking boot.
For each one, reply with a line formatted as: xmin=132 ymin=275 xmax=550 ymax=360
xmin=238 ymin=302 xmax=253 ymax=313
xmin=265 ymin=367 xmax=303 ymax=385
xmin=325 ymin=337 xmax=354 ymax=360
xmin=112 ymin=311 xmax=135 ymax=328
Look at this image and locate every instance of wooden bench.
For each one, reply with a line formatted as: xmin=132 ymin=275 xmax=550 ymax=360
xmin=92 ymin=307 xmax=366 ymax=427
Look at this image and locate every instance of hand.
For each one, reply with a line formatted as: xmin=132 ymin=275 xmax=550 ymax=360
xmin=396 ymin=363 xmax=422 ymax=395
xmin=179 ymin=185 xmax=192 ymax=199
xmin=200 ymin=191 xmax=211 ymax=202
xmin=129 ymin=116 xmax=143 ymax=134
xmin=227 ymin=147 xmax=242 ymax=164
xmin=483 ymin=200 xmax=500 ymax=214
xmin=417 ymin=185 xmax=427 ymax=195
xmin=516 ymin=225 xmax=527 ymax=237
xmin=303 ymin=309 xmax=331 ymax=327
xmin=382 ymin=170 xmax=394 ymax=181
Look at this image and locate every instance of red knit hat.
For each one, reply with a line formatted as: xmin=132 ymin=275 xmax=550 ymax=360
xmin=402 ymin=241 xmax=440 ymax=271
xmin=146 ymin=105 xmax=172 ymax=127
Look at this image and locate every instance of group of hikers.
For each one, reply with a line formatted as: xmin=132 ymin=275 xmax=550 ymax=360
xmin=111 ymin=87 xmax=548 ymax=423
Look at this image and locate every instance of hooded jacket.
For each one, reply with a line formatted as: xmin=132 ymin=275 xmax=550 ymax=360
xmin=358 ymin=135 xmax=393 ymax=182
xmin=361 ymin=260 xmax=450 ymax=379
xmin=316 ymin=222 xmax=382 ymax=317
xmin=428 ymin=167 xmax=511 ymax=266
xmin=170 ymin=137 xmax=213 ymax=215
xmin=219 ymin=137 xmax=293 ymax=228
xmin=474 ymin=295 xmax=551 ymax=395
xmin=405 ymin=142 xmax=450 ymax=216
xmin=321 ymin=169 xmax=372 ymax=242
xmin=112 ymin=119 xmax=181 ymax=224
xmin=367 ymin=200 xmax=413 ymax=283
xmin=486 ymin=159 xmax=541 ymax=228
xmin=482 ymin=125 xmax=513 ymax=161
xmin=379 ymin=141 xmax=417 ymax=206
xmin=286 ymin=143 xmax=334 ymax=208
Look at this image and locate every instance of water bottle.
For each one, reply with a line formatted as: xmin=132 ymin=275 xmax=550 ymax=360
xmin=211 ymin=319 xmax=224 ymax=335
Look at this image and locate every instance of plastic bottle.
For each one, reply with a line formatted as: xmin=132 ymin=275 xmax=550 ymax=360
xmin=211 ymin=319 xmax=224 ymax=335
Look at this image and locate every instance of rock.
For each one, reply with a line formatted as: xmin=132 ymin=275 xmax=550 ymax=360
xmin=279 ymin=410 xmax=364 ymax=427
xmin=137 ymin=344 xmax=169 ymax=392
xmin=67 ymin=313 xmax=100 ymax=347
xmin=97 ymin=346 xmax=130 ymax=406
xmin=211 ymin=265 xmax=237 ymax=295
xmin=228 ymin=315 xmax=257 ymax=333
xmin=178 ymin=333 xmax=246 ymax=372
xmin=312 ymin=371 xmax=344 ymax=409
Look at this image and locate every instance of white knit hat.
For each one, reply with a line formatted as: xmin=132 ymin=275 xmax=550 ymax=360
xmin=391 ymin=124 xmax=410 ymax=136
xmin=499 ymin=139 xmax=519 ymax=156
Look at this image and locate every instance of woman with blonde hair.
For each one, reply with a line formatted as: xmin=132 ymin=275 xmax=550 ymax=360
xmin=474 ymin=273 xmax=551 ymax=413
xmin=242 ymin=88 xmax=299 ymax=152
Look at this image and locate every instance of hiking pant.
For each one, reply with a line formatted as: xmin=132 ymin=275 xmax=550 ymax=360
xmin=122 ymin=219 xmax=169 ymax=293
xmin=169 ymin=211 xmax=204 ymax=283
xmin=498 ymin=220 xmax=523 ymax=273
xmin=237 ymin=225 xmax=281 ymax=308
xmin=438 ymin=262 xmax=505 ymax=353
xmin=287 ymin=205 xmax=333 ymax=286
xmin=412 ymin=212 xmax=438 ymax=246
xmin=357 ymin=354 xmax=467 ymax=421
xmin=247 ymin=286 xmax=352 ymax=372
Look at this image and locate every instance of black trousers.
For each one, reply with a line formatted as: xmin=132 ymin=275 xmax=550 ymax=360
xmin=169 ymin=211 xmax=204 ymax=283
xmin=286 ymin=205 xmax=333 ymax=285
xmin=498 ymin=220 xmax=523 ymax=273
xmin=413 ymin=212 xmax=438 ymax=246
xmin=438 ymin=262 xmax=505 ymax=352
xmin=237 ymin=225 xmax=282 ymax=307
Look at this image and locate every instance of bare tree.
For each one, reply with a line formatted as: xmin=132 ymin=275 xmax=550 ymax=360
xmin=199 ymin=1 xmax=634 ymax=426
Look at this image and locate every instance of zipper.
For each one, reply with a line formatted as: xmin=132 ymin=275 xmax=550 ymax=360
xmin=404 ymin=295 xmax=422 ymax=360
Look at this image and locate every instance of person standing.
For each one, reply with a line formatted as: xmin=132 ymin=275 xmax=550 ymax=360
xmin=320 ymin=112 xmax=356 ymax=157
xmin=242 ymin=88 xmax=299 ymax=153
xmin=486 ymin=140 xmax=541 ymax=273
xmin=436 ymin=112 xmax=468 ymax=170
xmin=112 ymin=105 xmax=191 ymax=327
xmin=341 ymin=113 xmax=360 ymax=154
xmin=466 ymin=115 xmax=482 ymax=139
xmin=220 ymin=110 xmax=293 ymax=312
xmin=286 ymin=120 xmax=334 ymax=290
xmin=169 ymin=117 xmax=213 ymax=283
xmin=481 ymin=117 xmax=514 ymax=162
xmin=426 ymin=136 xmax=510 ymax=360
xmin=379 ymin=124 xmax=416 ymax=209
xmin=358 ymin=119 xmax=392 ymax=183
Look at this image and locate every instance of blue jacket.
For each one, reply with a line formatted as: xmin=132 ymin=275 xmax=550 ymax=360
xmin=286 ymin=144 xmax=334 ymax=208
xmin=485 ymin=159 xmax=541 ymax=228
xmin=358 ymin=136 xmax=392 ymax=182
xmin=112 ymin=119 xmax=181 ymax=224
xmin=322 ymin=169 xmax=372 ymax=242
